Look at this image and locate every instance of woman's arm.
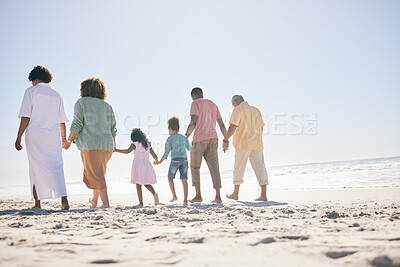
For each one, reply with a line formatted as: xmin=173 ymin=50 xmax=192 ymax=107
xmin=150 ymin=147 xmax=158 ymax=161
xmin=70 ymin=102 xmax=84 ymax=135
xmin=64 ymin=131 xmax=78 ymax=150
xmin=64 ymin=101 xmax=84 ymax=150
xmin=114 ymin=143 xmax=135 ymax=154
xmin=15 ymin=117 xmax=30 ymax=151
xmin=60 ymin=123 xmax=67 ymax=146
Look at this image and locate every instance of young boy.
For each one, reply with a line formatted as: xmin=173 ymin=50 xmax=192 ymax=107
xmin=154 ymin=117 xmax=192 ymax=205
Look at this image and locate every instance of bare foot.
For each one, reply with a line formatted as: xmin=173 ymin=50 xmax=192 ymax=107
xmin=255 ymin=196 xmax=268 ymax=201
xmin=169 ymin=196 xmax=178 ymax=203
xmin=100 ymin=204 xmax=110 ymax=209
xmin=212 ymin=197 xmax=222 ymax=204
xmin=32 ymin=205 xmax=41 ymax=209
xmin=183 ymin=201 xmax=188 ymax=206
xmin=226 ymin=193 xmax=239 ymax=200
xmin=61 ymin=202 xmax=69 ymax=210
xmin=154 ymin=194 xmax=160 ymax=206
xmin=61 ymin=197 xmax=69 ymax=210
xmin=189 ymin=196 xmax=203 ymax=203
xmin=89 ymin=198 xmax=97 ymax=208
xmin=137 ymin=203 xmax=144 ymax=207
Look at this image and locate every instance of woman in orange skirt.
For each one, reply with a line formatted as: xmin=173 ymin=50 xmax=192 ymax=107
xmin=64 ymin=78 xmax=116 ymax=208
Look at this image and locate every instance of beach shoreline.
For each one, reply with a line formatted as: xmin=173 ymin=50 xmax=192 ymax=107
xmin=1 ymin=187 xmax=399 ymax=266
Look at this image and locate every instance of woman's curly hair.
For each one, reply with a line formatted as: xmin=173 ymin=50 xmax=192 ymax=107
xmin=80 ymin=78 xmax=107 ymax=99
xmin=130 ymin=128 xmax=150 ymax=150
xmin=28 ymin=66 xmax=52 ymax=83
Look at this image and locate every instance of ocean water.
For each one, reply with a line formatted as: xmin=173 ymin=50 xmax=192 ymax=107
xmin=1 ymin=156 xmax=399 ymax=198
xmin=265 ymin=156 xmax=400 ymax=190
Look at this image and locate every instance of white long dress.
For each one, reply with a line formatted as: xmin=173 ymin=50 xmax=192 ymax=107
xmin=18 ymin=83 xmax=69 ymax=200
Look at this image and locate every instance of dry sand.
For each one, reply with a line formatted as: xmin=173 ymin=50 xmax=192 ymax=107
xmin=0 ymin=187 xmax=399 ymax=267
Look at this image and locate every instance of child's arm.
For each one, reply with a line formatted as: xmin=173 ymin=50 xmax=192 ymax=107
xmin=161 ymin=138 xmax=171 ymax=160
xmin=154 ymin=158 xmax=164 ymax=165
xmin=154 ymin=138 xmax=171 ymax=165
xmin=150 ymin=148 xmax=158 ymax=162
xmin=114 ymin=143 xmax=135 ymax=154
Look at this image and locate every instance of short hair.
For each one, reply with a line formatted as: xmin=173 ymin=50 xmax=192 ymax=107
xmin=191 ymin=87 xmax=203 ymax=98
xmin=28 ymin=66 xmax=52 ymax=83
xmin=232 ymin=95 xmax=244 ymax=102
xmin=80 ymin=78 xmax=107 ymax=99
xmin=168 ymin=117 xmax=180 ymax=131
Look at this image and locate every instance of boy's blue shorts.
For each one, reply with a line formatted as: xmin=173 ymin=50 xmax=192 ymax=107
xmin=168 ymin=158 xmax=188 ymax=179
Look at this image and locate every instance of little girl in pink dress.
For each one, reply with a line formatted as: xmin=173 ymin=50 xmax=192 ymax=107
xmin=114 ymin=128 xmax=159 ymax=206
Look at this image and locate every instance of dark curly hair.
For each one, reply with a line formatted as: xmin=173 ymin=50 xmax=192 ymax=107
xmin=130 ymin=128 xmax=150 ymax=150
xmin=80 ymin=78 xmax=107 ymax=99
xmin=28 ymin=66 xmax=52 ymax=83
xmin=168 ymin=117 xmax=180 ymax=131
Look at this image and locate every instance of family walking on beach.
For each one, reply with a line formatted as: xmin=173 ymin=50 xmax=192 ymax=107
xmin=15 ymin=66 xmax=269 ymax=210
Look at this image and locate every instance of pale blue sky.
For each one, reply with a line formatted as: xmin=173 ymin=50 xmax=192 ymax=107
xmin=0 ymin=0 xmax=399 ymax=186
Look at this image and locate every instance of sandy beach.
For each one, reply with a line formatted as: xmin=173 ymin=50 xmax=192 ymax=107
xmin=0 ymin=187 xmax=399 ymax=267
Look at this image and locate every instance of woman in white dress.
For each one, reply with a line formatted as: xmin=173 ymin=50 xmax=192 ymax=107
xmin=15 ymin=66 xmax=69 ymax=210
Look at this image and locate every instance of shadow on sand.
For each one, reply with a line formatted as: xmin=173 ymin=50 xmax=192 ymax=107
xmin=0 ymin=208 xmax=98 ymax=217
xmin=0 ymin=200 xmax=288 ymax=216
xmin=230 ymin=201 xmax=288 ymax=207
xmin=164 ymin=200 xmax=287 ymax=209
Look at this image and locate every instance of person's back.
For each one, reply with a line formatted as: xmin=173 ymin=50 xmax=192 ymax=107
xmin=226 ymin=95 xmax=268 ymax=202
xmin=231 ymin=101 xmax=264 ymax=151
xmin=156 ymin=116 xmax=192 ymax=205
xmin=21 ymin=83 xmax=65 ymax=131
xmin=71 ymin=96 xmax=116 ymax=150
xmin=186 ymin=87 xmax=226 ymax=204
xmin=165 ymin=134 xmax=191 ymax=159
xmin=132 ymin=141 xmax=151 ymax=160
xmin=16 ymin=65 xmax=69 ymax=210
xmin=190 ymin=98 xmax=221 ymax=143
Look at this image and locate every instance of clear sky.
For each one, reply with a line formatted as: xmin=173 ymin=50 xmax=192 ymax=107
xmin=0 ymin=0 xmax=399 ymax=187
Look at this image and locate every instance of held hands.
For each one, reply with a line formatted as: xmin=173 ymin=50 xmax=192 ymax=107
xmin=63 ymin=139 xmax=72 ymax=150
xmin=153 ymin=158 xmax=163 ymax=165
xmin=222 ymin=139 xmax=229 ymax=153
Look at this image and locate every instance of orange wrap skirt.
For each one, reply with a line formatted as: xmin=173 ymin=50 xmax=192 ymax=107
xmin=80 ymin=150 xmax=113 ymax=190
